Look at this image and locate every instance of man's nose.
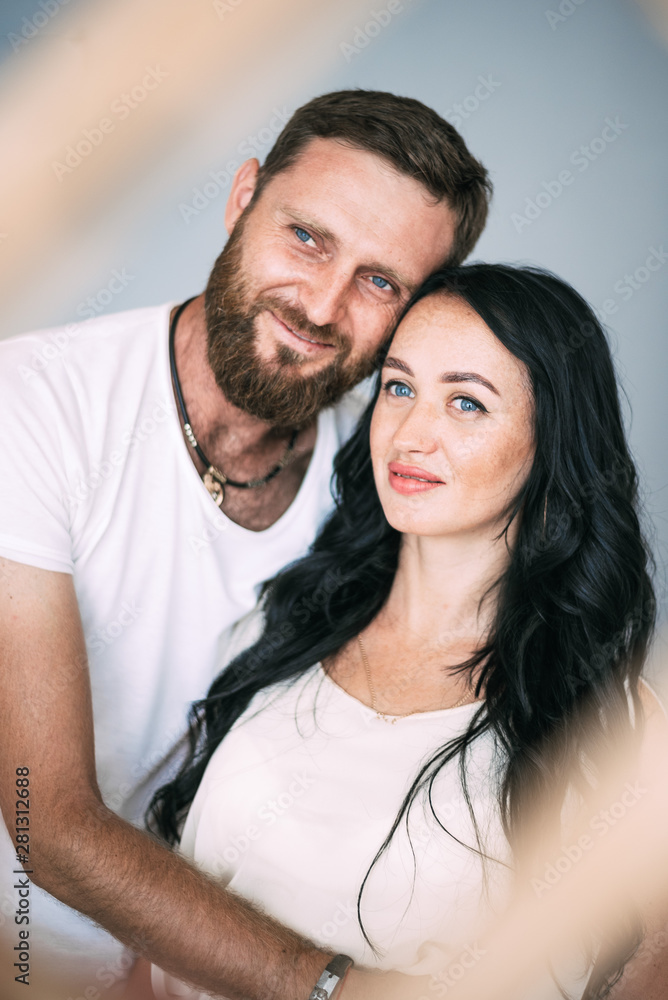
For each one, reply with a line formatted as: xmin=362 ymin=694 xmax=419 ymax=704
xmin=392 ymin=400 xmax=439 ymax=455
xmin=299 ymin=265 xmax=352 ymax=329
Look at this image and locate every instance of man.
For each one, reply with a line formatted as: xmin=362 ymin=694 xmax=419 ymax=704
xmin=0 ymin=90 xmax=490 ymax=999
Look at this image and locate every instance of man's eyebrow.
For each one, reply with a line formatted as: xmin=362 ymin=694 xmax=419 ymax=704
xmin=280 ymin=207 xmax=337 ymax=244
xmin=440 ymin=371 xmax=500 ymax=395
xmin=365 ymin=261 xmax=417 ymax=294
xmin=279 ymin=207 xmax=416 ymax=293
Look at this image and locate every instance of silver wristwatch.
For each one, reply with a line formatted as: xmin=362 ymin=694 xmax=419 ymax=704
xmin=308 ymin=954 xmax=354 ymax=1000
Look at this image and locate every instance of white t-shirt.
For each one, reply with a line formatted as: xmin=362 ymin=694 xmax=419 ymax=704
xmin=152 ymin=613 xmax=590 ymax=1000
xmin=0 ymin=304 xmax=366 ymax=995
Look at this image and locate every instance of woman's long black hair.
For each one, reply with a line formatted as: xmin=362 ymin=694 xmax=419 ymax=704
xmin=149 ymin=264 xmax=655 ymax=996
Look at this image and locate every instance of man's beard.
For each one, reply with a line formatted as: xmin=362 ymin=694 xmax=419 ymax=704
xmin=204 ymin=210 xmax=381 ymax=428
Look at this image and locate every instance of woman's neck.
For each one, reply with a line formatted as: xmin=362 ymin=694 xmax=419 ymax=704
xmin=380 ymin=527 xmax=514 ymax=655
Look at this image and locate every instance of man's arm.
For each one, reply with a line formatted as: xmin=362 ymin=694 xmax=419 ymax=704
xmin=0 ymin=557 xmax=334 ymax=1000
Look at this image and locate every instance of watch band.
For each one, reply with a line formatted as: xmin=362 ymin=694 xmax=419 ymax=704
xmin=308 ymin=954 xmax=354 ymax=1000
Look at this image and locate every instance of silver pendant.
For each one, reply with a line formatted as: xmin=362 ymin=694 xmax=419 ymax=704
xmin=202 ymin=466 xmax=226 ymax=507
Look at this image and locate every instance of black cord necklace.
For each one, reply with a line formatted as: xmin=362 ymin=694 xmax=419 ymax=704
xmin=169 ymin=297 xmax=298 ymax=508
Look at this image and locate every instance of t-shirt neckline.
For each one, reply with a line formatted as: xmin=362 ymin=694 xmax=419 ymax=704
xmin=316 ymin=662 xmax=483 ymax=722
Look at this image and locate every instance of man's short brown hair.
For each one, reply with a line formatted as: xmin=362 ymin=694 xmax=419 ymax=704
xmin=252 ymin=89 xmax=492 ymax=265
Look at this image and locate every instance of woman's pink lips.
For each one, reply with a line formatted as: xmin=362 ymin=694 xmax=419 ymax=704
xmin=388 ymin=462 xmax=445 ymax=495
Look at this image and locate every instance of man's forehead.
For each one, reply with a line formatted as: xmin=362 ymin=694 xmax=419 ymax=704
xmin=281 ymin=135 xmax=400 ymax=175
xmin=270 ymin=135 xmax=433 ymax=202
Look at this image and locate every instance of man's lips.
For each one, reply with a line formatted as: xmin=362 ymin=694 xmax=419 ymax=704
xmin=388 ymin=462 xmax=445 ymax=495
xmin=268 ymin=310 xmax=335 ymax=354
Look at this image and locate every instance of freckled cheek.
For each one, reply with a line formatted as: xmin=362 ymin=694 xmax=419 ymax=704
xmin=447 ymin=428 xmax=533 ymax=498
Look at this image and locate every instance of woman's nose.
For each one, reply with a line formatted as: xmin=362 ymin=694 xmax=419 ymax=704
xmin=391 ymin=400 xmax=439 ymax=455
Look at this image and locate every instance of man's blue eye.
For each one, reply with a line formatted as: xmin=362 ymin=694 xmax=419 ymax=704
xmin=295 ymin=228 xmax=312 ymax=244
xmin=371 ymin=276 xmax=390 ymax=289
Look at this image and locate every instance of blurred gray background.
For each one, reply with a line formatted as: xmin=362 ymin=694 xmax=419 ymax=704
xmin=2 ymin=0 xmax=667 ymax=664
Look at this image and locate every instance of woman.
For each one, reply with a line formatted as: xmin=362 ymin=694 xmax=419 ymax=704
xmin=146 ymin=264 xmax=663 ymax=999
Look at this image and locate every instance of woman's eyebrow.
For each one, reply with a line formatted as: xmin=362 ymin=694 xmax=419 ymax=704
xmin=440 ymin=371 xmax=500 ymax=396
xmin=383 ymin=356 xmax=414 ymax=375
xmin=384 ymin=357 xmax=499 ymax=396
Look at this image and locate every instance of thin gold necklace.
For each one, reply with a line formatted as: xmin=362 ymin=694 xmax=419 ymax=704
xmin=357 ymin=633 xmax=472 ymax=724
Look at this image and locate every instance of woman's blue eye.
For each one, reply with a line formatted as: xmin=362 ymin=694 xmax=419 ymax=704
xmin=371 ymin=276 xmax=390 ymax=289
xmin=456 ymin=397 xmax=480 ymax=412
xmin=295 ymin=228 xmax=313 ymax=245
xmin=384 ymin=380 xmax=414 ymax=398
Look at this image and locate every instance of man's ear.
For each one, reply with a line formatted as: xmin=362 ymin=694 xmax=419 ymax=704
xmin=225 ymin=159 xmax=260 ymax=234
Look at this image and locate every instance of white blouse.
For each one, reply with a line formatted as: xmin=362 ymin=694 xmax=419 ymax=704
xmin=151 ymin=615 xmax=592 ymax=1000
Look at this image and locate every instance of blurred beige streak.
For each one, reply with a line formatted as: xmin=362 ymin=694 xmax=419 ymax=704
xmin=633 ymin=0 xmax=668 ymax=45
xmin=0 ymin=0 xmax=365 ymax=315
xmin=424 ymin=710 xmax=668 ymax=1000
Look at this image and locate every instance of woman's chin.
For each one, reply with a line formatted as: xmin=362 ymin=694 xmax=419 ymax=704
xmin=381 ymin=502 xmax=505 ymax=543
xmin=381 ymin=504 xmax=452 ymax=538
